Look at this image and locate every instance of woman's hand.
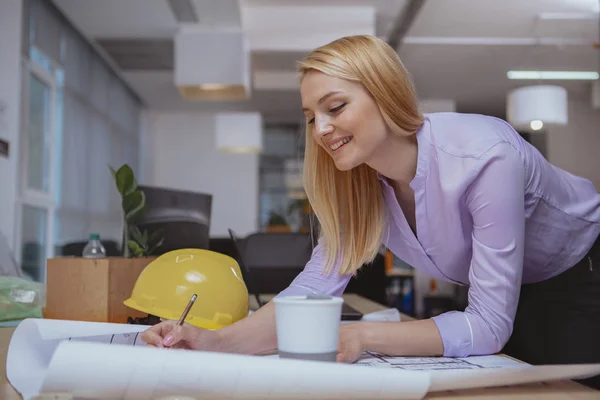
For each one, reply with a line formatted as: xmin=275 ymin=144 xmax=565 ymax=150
xmin=337 ymin=323 xmax=369 ymax=363
xmin=141 ymin=320 xmax=222 ymax=351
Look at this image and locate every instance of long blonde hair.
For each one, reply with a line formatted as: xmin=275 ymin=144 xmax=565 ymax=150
xmin=298 ymin=35 xmax=424 ymax=275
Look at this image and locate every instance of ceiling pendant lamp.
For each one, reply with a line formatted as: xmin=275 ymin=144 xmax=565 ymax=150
xmin=174 ymin=27 xmax=251 ymax=101
xmin=506 ymin=85 xmax=568 ymax=132
xmin=215 ymin=112 xmax=263 ymax=153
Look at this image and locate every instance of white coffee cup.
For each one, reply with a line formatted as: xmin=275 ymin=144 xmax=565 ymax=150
xmin=273 ymin=294 xmax=344 ymax=362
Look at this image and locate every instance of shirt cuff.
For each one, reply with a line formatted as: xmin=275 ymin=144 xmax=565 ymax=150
xmin=432 ymin=311 xmax=474 ymax=357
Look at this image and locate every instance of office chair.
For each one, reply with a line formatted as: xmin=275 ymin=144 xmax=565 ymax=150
xmin=239 ymin=231 xmax=313 ymax=293
xmin=231 ymin=230 xmax=370 ymax=319
xmin=227 ymin=230 xmax=315 ymax=307
xmin=228 ymin=229 xmax=264 ymax=307
xmin=229 ymin=230 xmax=388 ymax=307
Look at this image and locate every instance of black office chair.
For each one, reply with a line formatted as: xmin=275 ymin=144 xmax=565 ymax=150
xmin=229 ymin=229 xmax=388 ymax=306
xmin=228 ymin=229 xmax=263 ymax=307
xmin=346 ymin=253 xmax=388 ymax=306
xmin=209 ymin=236 xmax=238 ymax=259
xmin=239 ymin=231 xmax=313 ymax=294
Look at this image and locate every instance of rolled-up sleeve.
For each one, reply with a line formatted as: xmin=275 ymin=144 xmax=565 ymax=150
xmin=433 ymin=142 xmax=526 ymax=357
xmin=277 ymin=237 xmax=352 ymax=298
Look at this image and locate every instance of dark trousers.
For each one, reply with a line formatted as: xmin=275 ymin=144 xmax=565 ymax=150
xmin=503 ymin=234 xmax=600 ymax=390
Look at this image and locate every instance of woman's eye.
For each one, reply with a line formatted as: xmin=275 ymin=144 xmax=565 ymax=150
xmin=330 ymin=103 xmax=346 ymax=113
xmin=306 ymin=103 xmax=344 ymax=125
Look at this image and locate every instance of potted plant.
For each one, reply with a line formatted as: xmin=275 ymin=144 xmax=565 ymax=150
xmin=45 ymin=164 xmax=162 ymax=324
xmin=266 ymin=210 xmax=291 ymax=232
xmin=109 ymin=164 xmax=164 ymax=258
xmin=287 ymin=197 xmax=312 ymax=233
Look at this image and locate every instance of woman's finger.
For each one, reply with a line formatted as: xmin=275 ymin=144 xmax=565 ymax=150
xmin=162 ymin=324 xmax=185 ymax=347
xmin=337 ymin=340 xmax=347 ymax=362
xmin=141 ymin=321 xmax=176 ymax=347
xmin=141 ymin=327 xmax=166 ymax=347
xmin=143 ymin=321 xmax=204 ymax=350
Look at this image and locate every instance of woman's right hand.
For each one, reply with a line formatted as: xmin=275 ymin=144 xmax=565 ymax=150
xmin=141 ymin=320 xmax=222 ymax=351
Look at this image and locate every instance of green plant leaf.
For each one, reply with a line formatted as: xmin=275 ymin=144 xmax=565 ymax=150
xmin=129 ymin=225 xmax=144 ymax=244
xmin=142 ymin=229 xmax=148 ymax=245
xmin=128 ymin=240 xmax=144 ymax=257
xmin=147 ymin=237 xmax=164 ymax=256
xmin=268 ymin=211 xmax=288 ymax=226
xmin=149 ymin=228 xmax=164 ymax=243
xmin=111 ymin=163 xmax=148 ymax=258
xmin=123 ymin=191 xmax=145 ymax=222
xmin=115 ymin=164 xmax=137 ymax=196
xmin=128 ymin=240 xmax=142 ymax=253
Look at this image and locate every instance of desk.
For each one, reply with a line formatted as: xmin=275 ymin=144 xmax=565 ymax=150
xmin=1 ymin=294 xmax=598 ymax=399
xmin=1 ymin=326 xmax=18 ymax=400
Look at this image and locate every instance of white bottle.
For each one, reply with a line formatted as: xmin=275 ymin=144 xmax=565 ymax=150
xmin=82 ymin=233 xmax=106 ymax=258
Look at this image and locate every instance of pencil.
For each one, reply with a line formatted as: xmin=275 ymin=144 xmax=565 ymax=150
xmin=176 ymin=294 xmax=198 ymax=326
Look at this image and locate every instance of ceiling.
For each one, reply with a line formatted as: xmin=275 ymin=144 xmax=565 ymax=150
xmin=51 ymin=0 xmax=600 ymax=123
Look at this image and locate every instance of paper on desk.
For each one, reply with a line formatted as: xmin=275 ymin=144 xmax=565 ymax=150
xmin=360 ymin=308 xmax=401 ymax=322
xmin=43 ymin=340 xmax=430 ymax=400
xmin=428 ymin=363 xmax=600 ymax=392
xmin=340 ymin=308 xmax=401 ymax=325
xmin=7 ymin=318 xmax=600 ymax=399
xmin=355 ymin=353 xmax=600 ymax=392
xmin=354 ymin=353 xmax=524 ymax=370
xmin=6 ymin=318 xmax=149 ymax=400
xmin=8 ymin=318 xmax=431 ymax=400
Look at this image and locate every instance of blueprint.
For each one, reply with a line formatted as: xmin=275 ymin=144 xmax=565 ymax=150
xmin=355 ymin=352 xmax=524 ymax=371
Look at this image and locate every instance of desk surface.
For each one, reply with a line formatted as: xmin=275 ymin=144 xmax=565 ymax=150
xmin=1 ymin=294 xmax=598 ymax=399
xmin=1 ymin=326 xmax=17 ymax=400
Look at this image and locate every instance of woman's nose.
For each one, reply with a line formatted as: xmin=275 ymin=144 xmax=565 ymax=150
xmin=314 ymin=116 xmax=334 ymax=136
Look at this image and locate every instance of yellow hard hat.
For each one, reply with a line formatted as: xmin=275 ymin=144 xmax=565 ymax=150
xmin=124 ymin=248 xmax=249 ymax=330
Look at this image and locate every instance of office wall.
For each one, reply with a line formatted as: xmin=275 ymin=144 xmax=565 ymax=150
xmin=140 ymin=111 xmax=260 ymax=237
xmin=0 ymin=0 xmax=23 ymax=252
xmin=546 ymin=96 xmax=600 ymax=190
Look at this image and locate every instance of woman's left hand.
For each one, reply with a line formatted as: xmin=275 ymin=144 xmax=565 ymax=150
xmin=337 ymin=323 xmax=369 ymax=363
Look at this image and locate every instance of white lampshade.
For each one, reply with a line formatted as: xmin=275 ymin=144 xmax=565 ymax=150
xmin=507 ymin=85 xmax=568 ymax=131
xmin=216 ymin=112 xmax=263 ymax=153
xmin=174 ymin=28 xmax=250 ymax=101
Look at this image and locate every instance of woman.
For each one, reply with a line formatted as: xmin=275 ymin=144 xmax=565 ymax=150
xmin=142 ymin=35 xmax=600 ymax=388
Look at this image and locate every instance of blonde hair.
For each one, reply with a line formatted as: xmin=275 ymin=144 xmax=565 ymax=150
xmin=298 ymin=35 xmax=424 ymax=275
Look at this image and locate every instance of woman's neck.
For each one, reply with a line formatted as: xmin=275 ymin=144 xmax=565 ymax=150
xmin=366 ymin=133 xmax=418 ymax=189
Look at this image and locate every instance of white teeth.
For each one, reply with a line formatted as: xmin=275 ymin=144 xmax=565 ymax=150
xmin=330 ymin=137 xmax=352 ymax=151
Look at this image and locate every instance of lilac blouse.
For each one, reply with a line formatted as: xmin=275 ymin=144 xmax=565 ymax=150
xmin=278 ymin=112 xmax=600 ymax=357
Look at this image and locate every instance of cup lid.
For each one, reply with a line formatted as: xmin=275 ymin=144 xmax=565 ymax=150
xmin=273 ymin=295 xmax=344 ymax=305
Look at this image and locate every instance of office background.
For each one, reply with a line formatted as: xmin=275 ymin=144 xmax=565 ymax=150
xmin=1 ymin=0 xmax=599 ymax=318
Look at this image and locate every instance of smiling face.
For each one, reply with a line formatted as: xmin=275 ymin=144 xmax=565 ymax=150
xmin=300 ymin=70 xmax=392 ymax=171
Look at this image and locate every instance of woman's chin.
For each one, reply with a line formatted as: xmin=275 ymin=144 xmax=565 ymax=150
xmin=333 ymin=157 xmax=359 ymax=172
